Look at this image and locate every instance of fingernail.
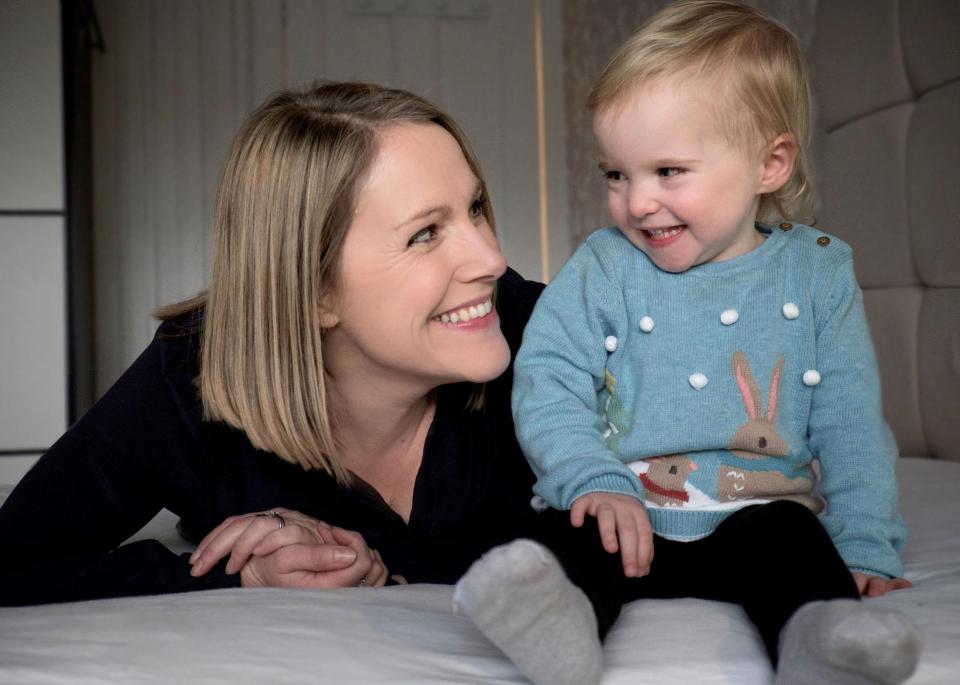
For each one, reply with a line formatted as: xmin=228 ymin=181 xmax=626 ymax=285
xmin=334 ymin=549 xmax=357 ymax=563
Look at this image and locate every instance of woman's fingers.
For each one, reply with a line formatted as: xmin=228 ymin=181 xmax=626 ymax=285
xmin=366 ymin=549 xmax=388 ymax=587
xmin=191 ymin=508 xmax=321 ymax=577
xmin=191 ymin=516 xmax=260 ymax=576
xmin=190 ymin=513 xmax=249 ymax=565
xmin=224 ymin=514 xmax=293 ymax=574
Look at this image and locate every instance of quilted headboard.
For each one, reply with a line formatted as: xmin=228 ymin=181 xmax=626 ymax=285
xmin=811 ymin=0 xmax=960 ymax=461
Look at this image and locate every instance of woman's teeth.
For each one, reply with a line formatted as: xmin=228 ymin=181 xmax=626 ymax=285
xmin=438 ymin=300 xmax=493 ymax=323
xmin=645 ymin=226 xmax=683 ymax=238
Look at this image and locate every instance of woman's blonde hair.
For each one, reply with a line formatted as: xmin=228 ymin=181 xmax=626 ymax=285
xmin=158 ymin=81 xmax=493 ymax=483
xmin=589 ymin=0 xmax=814 ymax=222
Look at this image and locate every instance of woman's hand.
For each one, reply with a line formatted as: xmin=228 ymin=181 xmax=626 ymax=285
xmin=570 ymin=492 xmax=653 ymax=578
xmin=189 ymin=509 xmax=388 ymax=588
xmin=240 ymin=521 xmax=389 ymax=589
xmin=852 ymin=572 xmax=913 ymax=597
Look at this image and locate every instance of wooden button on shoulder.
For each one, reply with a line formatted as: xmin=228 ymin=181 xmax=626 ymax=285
xmin=817 ymin=236 xmax=831 ymax=246
xmin=779 ymin=222 xmax=793 ymax=231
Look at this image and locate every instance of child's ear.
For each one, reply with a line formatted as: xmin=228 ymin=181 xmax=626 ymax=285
xmin=758 ymin=133 xmax=798 ymax=194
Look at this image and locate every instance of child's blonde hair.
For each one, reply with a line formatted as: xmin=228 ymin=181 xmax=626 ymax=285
xmin=589 ymin=0 xmax=813 ymax=222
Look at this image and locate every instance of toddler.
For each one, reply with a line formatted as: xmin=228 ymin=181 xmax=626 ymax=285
xmin=455 ymin=2 xmax=921 ymax=685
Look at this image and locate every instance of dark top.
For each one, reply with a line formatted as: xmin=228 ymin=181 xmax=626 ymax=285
xmin=0 ymin=269 xmax=545 ymax=606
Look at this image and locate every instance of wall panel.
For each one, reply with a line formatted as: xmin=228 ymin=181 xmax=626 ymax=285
xmin=91 ymin=0 xmax=567 ymax=396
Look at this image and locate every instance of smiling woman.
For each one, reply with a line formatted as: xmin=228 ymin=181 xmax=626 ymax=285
xmin=0 ymin=80 xmax=543 ymax=600
xmin=0 ymin=80 xmax=614 ymax=685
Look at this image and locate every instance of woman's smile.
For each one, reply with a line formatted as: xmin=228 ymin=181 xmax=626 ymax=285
xmin=434 ymin=297 xmax=495 ymax=325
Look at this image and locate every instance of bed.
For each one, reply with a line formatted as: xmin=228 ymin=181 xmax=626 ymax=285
xmin=0 ymin=458 xmax=957 ymax=683
xmin=2 ymin=1 xmax=958 ymax=683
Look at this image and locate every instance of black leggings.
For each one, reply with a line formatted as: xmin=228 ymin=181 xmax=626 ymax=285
xmin=534 ymin=500 xmax=860 ymax=664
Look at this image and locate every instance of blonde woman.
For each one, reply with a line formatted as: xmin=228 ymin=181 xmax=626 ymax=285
xmin=0 ymin=81 xmax=607 ymax=685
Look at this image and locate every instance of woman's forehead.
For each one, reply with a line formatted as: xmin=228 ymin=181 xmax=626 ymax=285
xmin=355 ymin=123 xmax=479 ymax=219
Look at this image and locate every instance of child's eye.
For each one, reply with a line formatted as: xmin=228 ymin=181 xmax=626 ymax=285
xmin=657 ymin=167 xmax=683 ymax=178
xmin=407 ymin=225 xmax=437 ymax=247
xmin=603 ymin=170 xmax=626 ymax=182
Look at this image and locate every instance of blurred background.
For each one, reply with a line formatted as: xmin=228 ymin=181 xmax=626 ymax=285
xmin=0 ymin=0 xmax=818 ymax=482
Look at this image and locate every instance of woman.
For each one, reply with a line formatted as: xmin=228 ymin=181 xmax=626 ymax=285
xmin=2 ymin=81 xmax=618 ymax=685
xmin=0 ymin=81 xmax=544 ymax=599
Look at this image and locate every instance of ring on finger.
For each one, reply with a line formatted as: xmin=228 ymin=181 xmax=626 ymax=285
xmin=256 ymin=510 xmax=285 ymax=530
xmin=358 ymin=576 xmax=368 ymax=587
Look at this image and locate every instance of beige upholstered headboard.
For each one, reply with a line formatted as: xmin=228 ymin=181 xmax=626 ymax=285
xmin=811 ymin=0 xmax=960 ymax=461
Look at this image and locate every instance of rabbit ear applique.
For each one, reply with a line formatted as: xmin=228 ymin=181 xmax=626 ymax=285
xmin=732 ymin=351 xmax=762 ymax=420
xmin=766 ymin=356 xmax=785 ymax=422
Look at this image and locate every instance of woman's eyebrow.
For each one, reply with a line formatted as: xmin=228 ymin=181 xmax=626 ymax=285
xmin=394 ymin=181 xmax=483 ymax=230
xmin=395 ymin=204 xmax=451 ymax=231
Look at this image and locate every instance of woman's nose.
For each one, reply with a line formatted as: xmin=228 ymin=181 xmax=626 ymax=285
xmin=456 ymin=224 xmax=507 ymax=282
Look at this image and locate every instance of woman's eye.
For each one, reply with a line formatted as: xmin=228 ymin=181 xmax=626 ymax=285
xmin=658 ymin=167 xmax=682 ymax=178
xmin=469 ymin=197 xmax=485 ymax=219
xmin=407 ymin=225 xmax=437 ymax=247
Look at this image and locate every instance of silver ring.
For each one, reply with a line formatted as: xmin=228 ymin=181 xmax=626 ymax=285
xmin=358 ymin=576 xmax=368 ymax=587
xmin=257 ymin=511 xmax=285 ymax=530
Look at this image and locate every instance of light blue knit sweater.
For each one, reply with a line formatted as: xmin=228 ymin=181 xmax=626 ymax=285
xmin=512 ymin=223 xmax=907 ymax=578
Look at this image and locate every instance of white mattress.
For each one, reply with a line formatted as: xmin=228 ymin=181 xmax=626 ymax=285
xmin=1 ymin=457 xmax=957 ymax=684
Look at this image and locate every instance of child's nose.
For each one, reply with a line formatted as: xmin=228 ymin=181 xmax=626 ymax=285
xmin=628 ymin=186 xmax=660 ymax=219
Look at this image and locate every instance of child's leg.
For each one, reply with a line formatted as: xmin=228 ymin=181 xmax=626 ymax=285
xmin=712 ymin=500 xmax=861 ymax=660
xmin=453 ymin=538 xmax=604 ymax=685
xmin=673 ymin=500 xmax=920 ymax=684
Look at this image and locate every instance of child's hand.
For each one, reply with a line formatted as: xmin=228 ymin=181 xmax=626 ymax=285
xmin=570 ymin=492 xmax=653 ymax=578
xmin=851 ymin=572 xmax=913 ymax=597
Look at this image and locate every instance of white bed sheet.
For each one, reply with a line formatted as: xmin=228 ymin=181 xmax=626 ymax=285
xmin=1 ymin=458 xmax=957 ymax=684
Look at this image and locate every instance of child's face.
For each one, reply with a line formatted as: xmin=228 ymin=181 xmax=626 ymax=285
xmin=594 ymin=78 xmax=768 ymax=273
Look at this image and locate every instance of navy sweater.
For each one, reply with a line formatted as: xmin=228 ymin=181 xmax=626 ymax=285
xmin=0 ymin=270 xmax=544 ymax=606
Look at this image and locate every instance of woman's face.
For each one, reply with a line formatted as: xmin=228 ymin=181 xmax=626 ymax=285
xmin=321 ymin=122 xmax=511 ymax=396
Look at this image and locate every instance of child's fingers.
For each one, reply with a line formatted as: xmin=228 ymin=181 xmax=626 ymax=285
xmin=570 ymin=499 xmax=588 ymax=528
xmin=633 ymin=507 xmax=654 ymax=575
xmin=595 ymin=504 xmax=621 ymax=554
xmin=617 ymin=519 xmax=639 ymax=577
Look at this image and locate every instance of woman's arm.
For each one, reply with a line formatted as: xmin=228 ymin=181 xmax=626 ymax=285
xmin=189 ymin=512 xmax=389 ymax=588
xmin=0 ymin=334 xmax=237 ymax=606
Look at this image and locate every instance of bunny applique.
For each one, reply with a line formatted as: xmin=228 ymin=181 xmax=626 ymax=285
xmin=631 ymin=351 xmax=821 ymax=512
xmin=717 ymin=351 xmax=821 ymax=511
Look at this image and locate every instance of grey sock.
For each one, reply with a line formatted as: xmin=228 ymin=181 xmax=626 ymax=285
xmin=453 ymin=539 xmax=603 ymax=685
xmin=776 ymin=599 xmax=921 ymax=685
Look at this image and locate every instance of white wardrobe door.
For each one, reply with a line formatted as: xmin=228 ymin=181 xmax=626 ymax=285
xmin=0 ymin=217 xmax=67 ymax=451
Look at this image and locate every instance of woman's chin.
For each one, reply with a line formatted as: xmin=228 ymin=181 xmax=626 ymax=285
xmin=456 ymin=341 xmax=512 ymax=385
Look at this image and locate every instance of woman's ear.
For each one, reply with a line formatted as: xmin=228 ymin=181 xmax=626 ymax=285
xmin=758 ymin=134 xmax=798 ymax=194
xmin=318 ymin=296 xmax=340 ymax=329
